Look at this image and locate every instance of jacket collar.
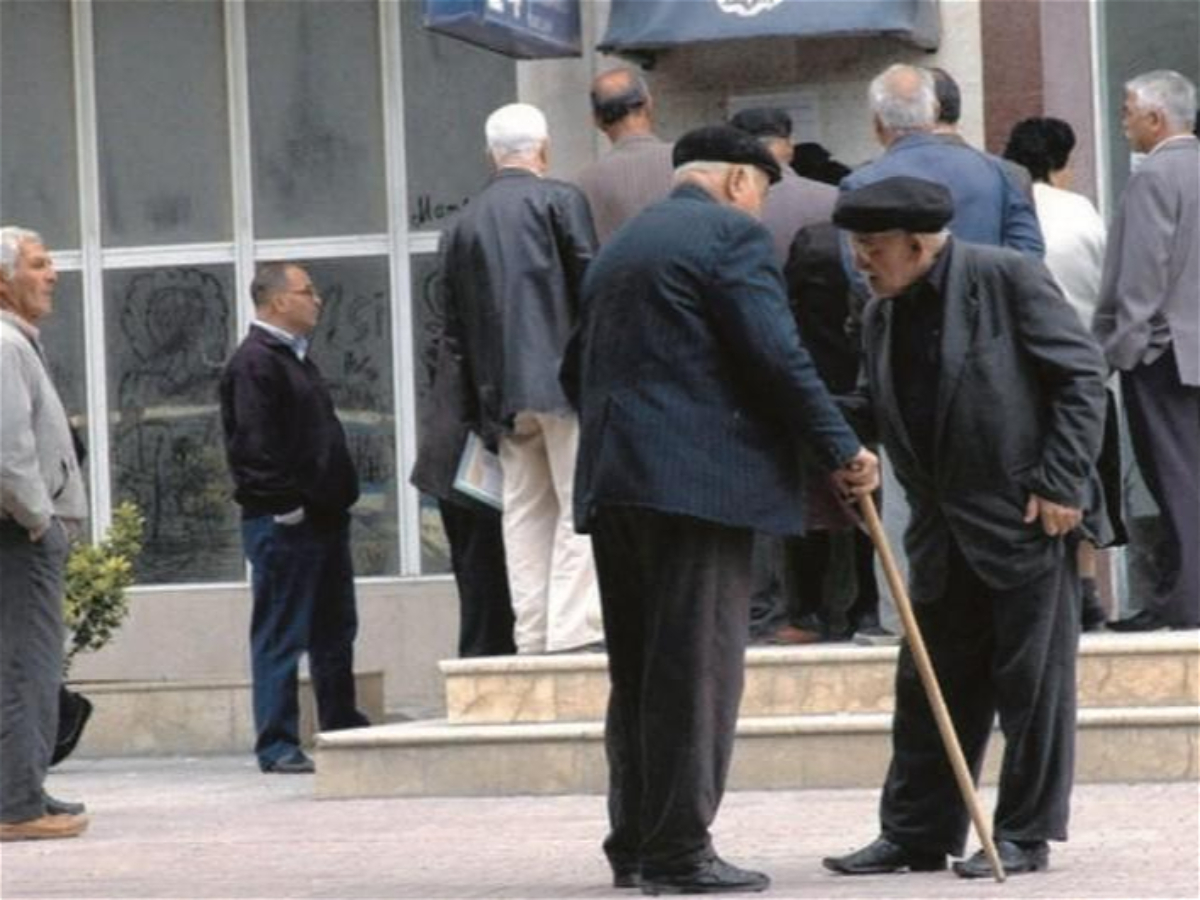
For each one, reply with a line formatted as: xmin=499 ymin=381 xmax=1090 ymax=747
xmin=670 ymin=182 xmax=718 ymax=204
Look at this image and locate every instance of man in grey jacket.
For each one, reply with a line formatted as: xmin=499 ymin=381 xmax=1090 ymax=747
xmin=0 ymin=226 xmax=89 ymax=841
xmin=1095 ymin=70 xmax=1199 ymax=632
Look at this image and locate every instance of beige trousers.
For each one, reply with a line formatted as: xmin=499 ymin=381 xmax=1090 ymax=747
xmin=499 ymin=412 xmax=602 ymax=654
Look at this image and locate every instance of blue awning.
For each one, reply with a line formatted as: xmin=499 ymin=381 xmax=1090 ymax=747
xmin=598 ymin=0 xmax=940 ymax=54
xmin=423 ymin=0 xmax=582 ymax=60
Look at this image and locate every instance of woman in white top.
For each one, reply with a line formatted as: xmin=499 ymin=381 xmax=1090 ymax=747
xmin=1005 ymin=117 xmax=1126 ymax=631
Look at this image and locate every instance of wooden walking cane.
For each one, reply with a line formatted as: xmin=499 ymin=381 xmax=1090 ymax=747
xmin=858 ymin=494 xmax=1007 ymax=883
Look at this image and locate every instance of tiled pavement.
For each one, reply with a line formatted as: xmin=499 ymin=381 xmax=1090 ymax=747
xmin=2 ymin=756 xmax=1197 ymax=900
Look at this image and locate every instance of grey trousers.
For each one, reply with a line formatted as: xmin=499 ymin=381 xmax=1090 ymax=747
xmin=0 ymin=518 xmax=69 ymax=823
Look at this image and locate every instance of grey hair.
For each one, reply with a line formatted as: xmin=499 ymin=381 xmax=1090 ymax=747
xmin=0 ymin=226 xmax=43 ymax=279
xmin=250 ymin=261 xmax=296 ymax=308
xmin=869 ymin=64 xmax=937 ymax=134
xmin=485 ymin=103 xmax=549 ymax=161
xmin=1127 ymin=70 xmax=1198 ymax=132
xmin=673 ymin=161 xmax=734 ymax=185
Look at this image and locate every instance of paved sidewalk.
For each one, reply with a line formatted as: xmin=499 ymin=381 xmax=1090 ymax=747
xmin=1 ymin=756 xmax=1196 ymax=900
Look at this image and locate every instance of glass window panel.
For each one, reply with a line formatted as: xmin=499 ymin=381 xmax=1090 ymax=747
xmin=246 ymin=1 xmax=387 ymax=239
xmin=93 ymin=0 xmax=231 ymax=245
xmin=409 ymin=252 xmax=450 ymax=575
xmin=302 ymin=257 xmax=399 ymax=576
xmin=105 ymin=265 xmax=242 ymax=584
xmin=399 ymin=0 xmax=517 ymax=232
xmin=0 ymin=0 xmax=79 ymax=247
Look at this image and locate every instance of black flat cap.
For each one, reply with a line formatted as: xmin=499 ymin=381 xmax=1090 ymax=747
xmin=673 ymin=125 xmax=782 ymax=184
xmin=833 ymin=176 xmax=954 ymax=233
xmin=730 ymin=107 xmax=793 ymax=140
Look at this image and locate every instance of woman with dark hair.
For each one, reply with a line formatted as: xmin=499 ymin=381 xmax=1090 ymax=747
xmin=1005 ymin=117 xmax=1125 ymax=631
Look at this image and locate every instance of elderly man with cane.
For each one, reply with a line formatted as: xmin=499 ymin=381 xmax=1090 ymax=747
xmin=823 ymin=177 xmax=1109 ymax=880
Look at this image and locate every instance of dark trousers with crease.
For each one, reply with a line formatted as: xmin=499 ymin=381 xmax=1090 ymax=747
xmin=1121 ymin=346 xmax=1200 ymax=627
xmin=591 ymin=507 xmax=752 ymax=875
xmin=242 ymin=515 xmax=369 ymax=768
xmin=438 ymin=499 xmax=515 ymax=657
xmin=881 ymin=539 xmax=1080 ymax=856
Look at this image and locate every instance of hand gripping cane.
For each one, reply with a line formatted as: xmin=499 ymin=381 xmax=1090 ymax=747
xmin=859 ymin=494 xmax=1007 ymax=883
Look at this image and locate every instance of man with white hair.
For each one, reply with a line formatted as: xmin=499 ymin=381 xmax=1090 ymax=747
xmin=438 ymin=103 xmax=603 ymax=654
xmin=0 ymin=226 xmax=89 ymax=841
xmin=841 ymin=63 xmax=1044 ymax=279
xmin=1095 ymin=69 xmax=1200 ymax=632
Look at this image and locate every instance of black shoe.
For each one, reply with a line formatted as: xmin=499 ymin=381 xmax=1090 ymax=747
xmin=43 ymin=793 xmax=85 ymax=816
xmin=1108 ymin=609 xmax=1170 ymax=632
xmin=260 ymin=750 xmax=315 ymax=774
xmin=51 ymin=689 xmax=93 ymax=766
xmin=823 ymin=836 xmax=947 ymax=875
xmin=1081 ymin=584 xmax=1108 ymax=632
xmin=641 ymin=857 xmax=770 ymax=895
xmin=612 ymin=865 xmax=641 ymax=889
xmin=952 ymin=840 xmax=1049 ymax=879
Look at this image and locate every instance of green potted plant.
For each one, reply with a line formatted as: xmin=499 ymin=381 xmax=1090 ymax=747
xmin=53 ymin=501 xmax=144 ymax=765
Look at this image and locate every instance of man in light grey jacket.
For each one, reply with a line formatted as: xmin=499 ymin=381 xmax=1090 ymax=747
xmin=0 ymin=226 xmax=89 ymax=841
xmin=1094 ymin=70 xmax=1200 ymax=632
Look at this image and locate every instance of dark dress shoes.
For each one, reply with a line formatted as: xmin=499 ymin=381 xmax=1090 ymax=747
xmin=260 ymin=750 xmax=315 ymax=774
xmin=612 ymin=865 xmax=641 ymax=889
xmin=43 ymin=792 xmax=86 ymax=816
xmin=640 ymin=857 xmax=770 ymax=895
xmin=1108 ymin=609 xmax=1170 ymax=632
xmin=823 ymin=836 xmax=947 ymax=875
xmin=952 ymin=840 xmax=1049 ymax=879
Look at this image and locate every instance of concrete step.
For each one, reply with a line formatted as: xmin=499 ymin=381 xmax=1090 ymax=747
xmin=314 ymin=705 xmax=1200 ymax=799
xmin=442 ymin=632 xmax=1200 ymax=724
xmin=72 ymin=671 xmax=385 ymax=757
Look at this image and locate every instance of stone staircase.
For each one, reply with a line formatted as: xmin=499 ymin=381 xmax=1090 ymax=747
xmin=314 ymin=632 xmax=1200 ymax=799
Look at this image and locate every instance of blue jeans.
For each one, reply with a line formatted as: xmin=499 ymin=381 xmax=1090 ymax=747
xmin=242 ymin=515 xmax=368 ymax=768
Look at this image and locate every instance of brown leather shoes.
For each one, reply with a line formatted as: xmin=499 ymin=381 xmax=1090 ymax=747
xmin=770 ymin=624 xmax=823 ymax=645
xmin=0 ymin=812 xmax=89 ymax=842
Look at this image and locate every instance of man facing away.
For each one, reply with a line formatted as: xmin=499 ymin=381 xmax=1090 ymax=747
xmin=219 ymin=263 xmax=370 ymax=774
xmin=1095 ymin=69 xmax=1199 ymax=632
xmin=822 ymin=177 xmax=1108 ymax=880
xmin=567 ymin=126 xmax=879 ymax=895
xmin=440 ymin=103 xmax=603 ymax=655
xmin=0 ymin=226 xmax=89 ymax=840
xmin=574 ymin=67 xmax=676 ymax=245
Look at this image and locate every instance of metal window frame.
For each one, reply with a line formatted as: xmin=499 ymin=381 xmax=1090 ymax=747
xmin=46 ymin=0 xmax=439 ymax=584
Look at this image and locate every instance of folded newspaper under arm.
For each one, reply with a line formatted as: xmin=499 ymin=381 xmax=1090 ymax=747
xmin=453 ymin=432 xmax=504 ymax=510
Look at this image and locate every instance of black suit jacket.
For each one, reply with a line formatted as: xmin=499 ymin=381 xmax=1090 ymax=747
xmin=857 ymin=239 xmax=1109 ymax=599
xmin=567 ymin=183 xmax=862 ymax=536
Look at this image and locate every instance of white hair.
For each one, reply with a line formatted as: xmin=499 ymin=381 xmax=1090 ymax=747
xmin=672 ymin=160 xmax=734 ymax=184
xmin=485 ymin=103 xmax=549 ymax=160
xmin=0 ymin=226 xmax=42 ymax=279
xmin=1127 ymin=70 xmax=1198 ymax=132
xmin=869 ymin=64 xmax=937 ymax=135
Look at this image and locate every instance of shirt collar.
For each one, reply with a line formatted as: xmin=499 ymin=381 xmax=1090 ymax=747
xmin=252 ymin=319 xmax=309 ymax=360
xmin=1150 ymin=133 xmax=1197 ymax=155
xmin=0 ymin=309 xmax=40 ymax=341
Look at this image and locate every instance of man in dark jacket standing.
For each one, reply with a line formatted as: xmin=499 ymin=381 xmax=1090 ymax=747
xmin=441 ymin=103 xmax=602 ymax=655
xmin=568 ymin=126 xmax=879 ymax=894
xmin=822 ymin=178 xmax=1108 ymax=880
xmin=220 ymin=263 xmax=369 ymax=774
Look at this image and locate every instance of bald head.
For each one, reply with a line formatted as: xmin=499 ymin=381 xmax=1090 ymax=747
xmin=590 ymin=67 xmax=654 ymax=139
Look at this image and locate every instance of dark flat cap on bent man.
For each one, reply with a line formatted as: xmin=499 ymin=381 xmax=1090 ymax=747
xmin=565 ymin=126 xmax=878 ymax=895
xmin=823 ymin=176 xmax=1108 ymax=880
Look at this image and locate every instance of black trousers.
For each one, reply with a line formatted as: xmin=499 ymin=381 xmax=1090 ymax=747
xmin=1121 ymin=347 xmax=1200 ymax=627
xmin=880 ymin=540 xmax=1080 ymax=856
xmin=439 ymin=499 xmax=515 ymax=657
xmin=591 ymin=507 xmax=753 ymax=875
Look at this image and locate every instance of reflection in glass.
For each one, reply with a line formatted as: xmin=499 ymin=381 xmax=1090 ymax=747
xmin=408 ymin=253 xmax=451 ymax=575
xmin=302 ymin=257 xmax=399 ymax=576
xmin=105 ymin=266 xmax=242 ymax=583
xmin=93 ymin=0 xmax=231 ymax=245
xmin=0 ymin=0 xmax=79 ymax=248
xmin=246 ymin=1 xmax=387 ymax=238
xmin=399 ymin=0 xmax=516 ymax=232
